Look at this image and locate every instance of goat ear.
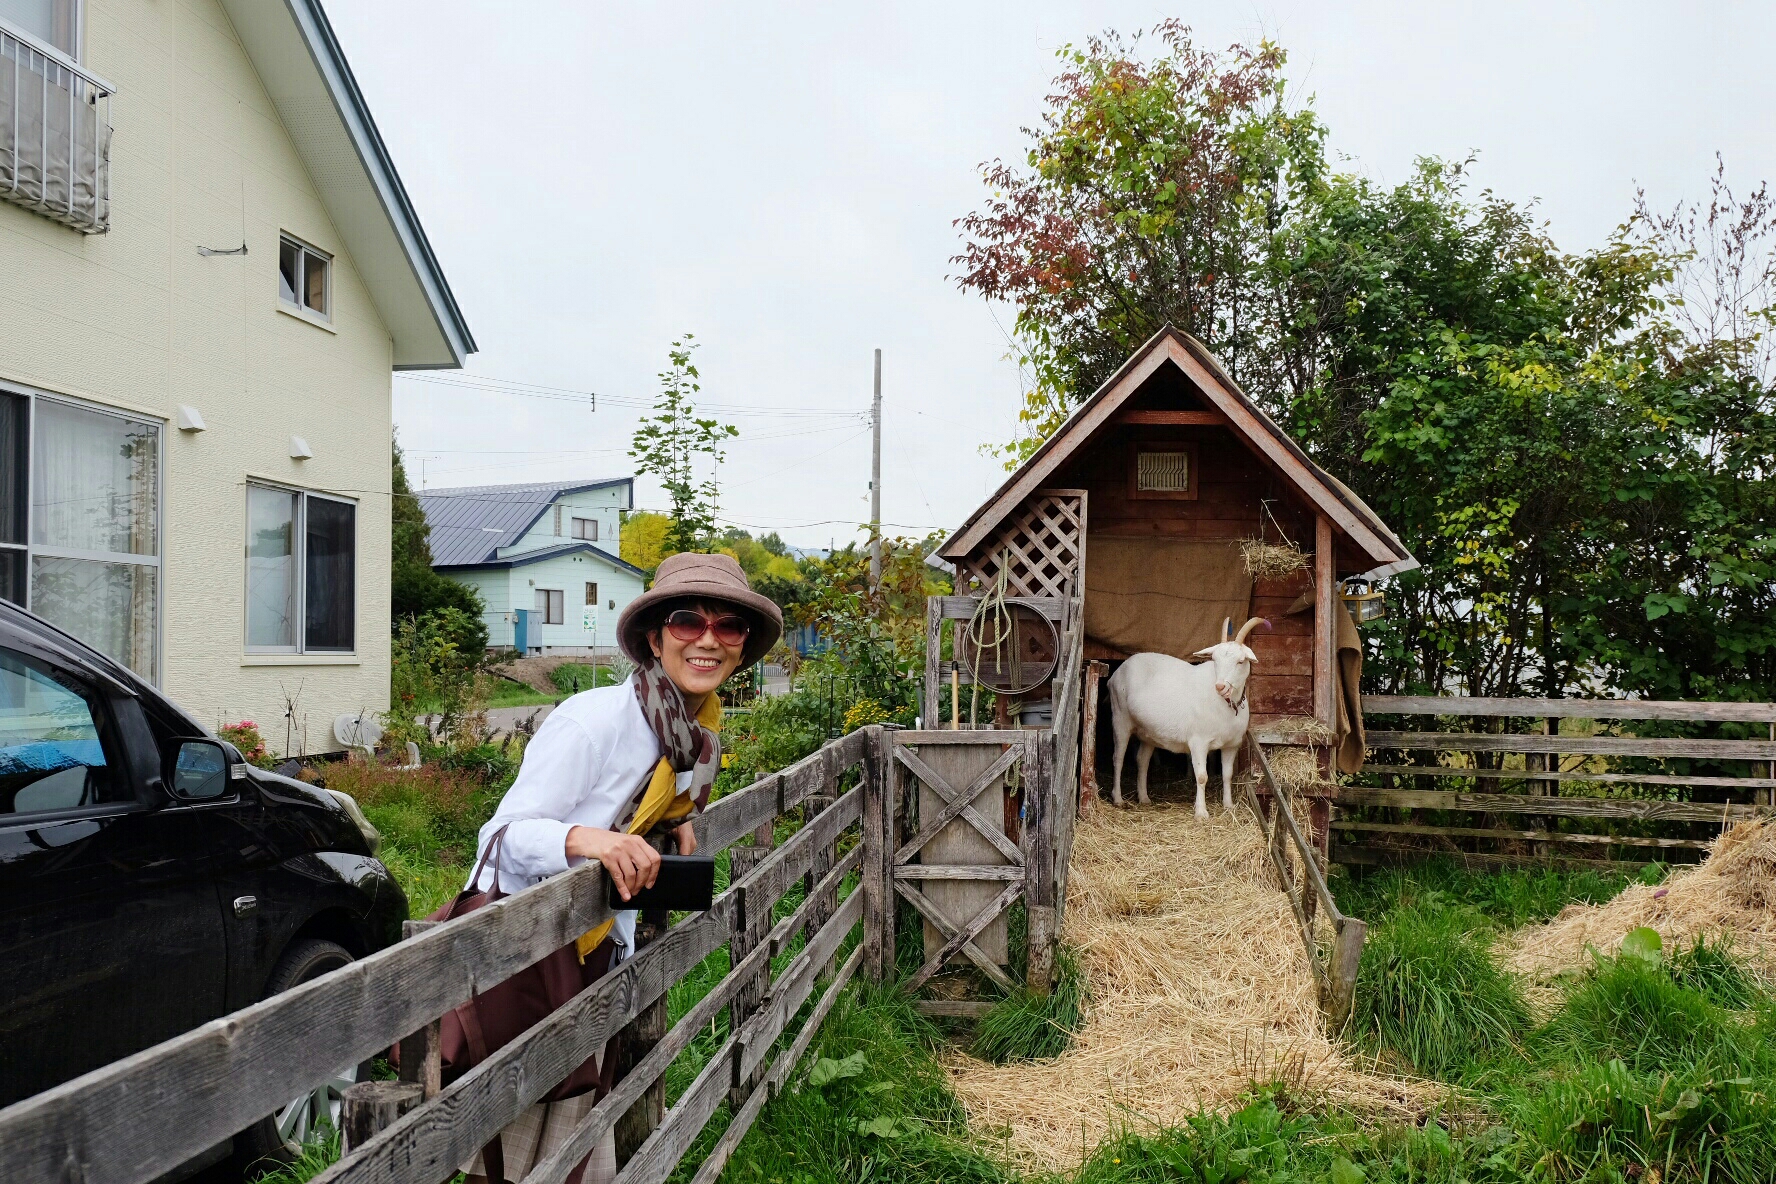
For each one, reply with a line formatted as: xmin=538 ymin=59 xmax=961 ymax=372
xmin=1243 ymin=646 xmax=1259 ymax=664
xmin=1192 ymin=647 xmax=1216 ymax=658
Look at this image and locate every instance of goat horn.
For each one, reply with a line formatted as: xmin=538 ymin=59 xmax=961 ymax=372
xmin=1233 ymin=616 xmax=1269 ymax=645
xmin=1221 ymin=617 xmax=1232 ymax=642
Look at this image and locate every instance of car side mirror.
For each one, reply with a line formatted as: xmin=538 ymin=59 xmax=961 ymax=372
xmin=164 ymin=738 xmax=236 ymax=801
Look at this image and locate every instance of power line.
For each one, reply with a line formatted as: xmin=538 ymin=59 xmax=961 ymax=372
xmin=398 ymin=372 xmax=868 ymax=421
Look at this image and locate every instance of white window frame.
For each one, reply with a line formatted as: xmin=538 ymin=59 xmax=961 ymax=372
xmin=571 ymin=516 xmax=597 ymax=541
xmin=243 ymin=481 xmax=357 ymax=655
xmin=277 ymin=233 xmax=333 ymax=325
xmin=0 ymin=380 xmax=163 ymax=684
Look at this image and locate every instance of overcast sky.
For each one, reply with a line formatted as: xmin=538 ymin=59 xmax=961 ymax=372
xmin=326 ymin=1 xmax=1776 ymax=550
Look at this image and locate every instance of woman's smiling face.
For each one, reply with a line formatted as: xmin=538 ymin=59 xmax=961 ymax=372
xmin=648 ymin=600 xmax=745 ymax=698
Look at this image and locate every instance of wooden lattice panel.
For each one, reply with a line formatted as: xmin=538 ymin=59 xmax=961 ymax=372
xmin=961 ymin=488 xmax=1087 ymax=599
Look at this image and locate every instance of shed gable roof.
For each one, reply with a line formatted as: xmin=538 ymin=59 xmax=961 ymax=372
xmin=218 ymin=0 xmax=475 ymax=368
xmin=418 ymin=479 xmax=632 ymax=567
xmin=939 ymin=326 xmax=1417 ymax=576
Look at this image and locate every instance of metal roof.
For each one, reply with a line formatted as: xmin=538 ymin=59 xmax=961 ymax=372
xmin=446 ymin=541 xmax=648 ymax=577
xmin=418 ymin=479 xmax=632 ymax=567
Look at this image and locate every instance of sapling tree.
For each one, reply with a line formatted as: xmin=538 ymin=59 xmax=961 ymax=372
xmin=629 ymin=334 xmax=739 ymax=558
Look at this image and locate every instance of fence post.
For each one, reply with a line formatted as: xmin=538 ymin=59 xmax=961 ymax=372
xmin=396 ymin=921 xmax=442 ymax=1101
xmin=615 ymin=833 xmax=675 ymax=1166
xmin=726 ymin=815 xmax=776 ymax=1109
xmin=862 ymin=725 xmax=895 ymax=983
xmin=1324 ymin=917 xmax=1367 ymax=1033
xmin=340 ymin=1081 xmax=423 ymax=1155
xmin=805 ymin=784 xmax=837 ymax=978
xmin=1024 ymin=732 xmax=1056 ymax=995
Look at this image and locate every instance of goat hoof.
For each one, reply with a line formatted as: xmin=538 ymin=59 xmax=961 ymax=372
xmin=1195 ymin=808 xmax=1210 ymax=820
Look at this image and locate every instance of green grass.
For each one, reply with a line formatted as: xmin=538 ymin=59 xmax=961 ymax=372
xmin=550 ymin=662 xmax=628 ymax=695
xmin=689 ymin=984 xmax=1009 ymax=1184
xmin=1333 ymin=857 xmax=1665 ymax=930
xmin=1353 ymin=902 xmax=1532 ymax=1078
xmin=247 ymin=1124 xmax=340 ymax=1184
xmin=969 ymin=949 xmax=1087 ymax=1064
xmin=482 ymin=678 xmax=562 ymax=708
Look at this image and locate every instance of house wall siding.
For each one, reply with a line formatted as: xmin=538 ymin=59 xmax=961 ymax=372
xmin=0 ymin=0 xmax=398 ymax=754
xmin=509 ymin=485 xmax=628 ymax=554
xmin=453 ymin=553 xmax=644 ymax=653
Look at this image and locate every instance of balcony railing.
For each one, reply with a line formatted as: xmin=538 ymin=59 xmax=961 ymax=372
xmin=0 ymin=20 xmax=112 ymax=234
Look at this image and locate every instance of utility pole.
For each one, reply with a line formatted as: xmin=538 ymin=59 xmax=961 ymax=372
xmin=869 ymin=348 xmax=882 ymax=585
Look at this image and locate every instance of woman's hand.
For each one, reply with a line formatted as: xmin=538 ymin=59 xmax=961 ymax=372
xmin=673 ymin=821 xmax=698 ymax=856
xmin=565 ymin=826 xmax=661 ymax=902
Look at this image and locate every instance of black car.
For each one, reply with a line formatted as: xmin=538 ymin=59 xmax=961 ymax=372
xmin=0 ymin=600 xmax=406 ymax=1174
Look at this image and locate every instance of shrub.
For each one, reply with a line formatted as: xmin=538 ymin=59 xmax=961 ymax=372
xmin=1353 ymin=903 xmax=1531 ymax=1078
xmin=218 ymin=720 xmax=276 ymax=768
xmin=969 ymin=948 xmax=1087 ymax=1063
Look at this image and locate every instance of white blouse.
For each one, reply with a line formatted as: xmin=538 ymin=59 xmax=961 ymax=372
xmin=466 ymin=676 xmax=692 ymax=957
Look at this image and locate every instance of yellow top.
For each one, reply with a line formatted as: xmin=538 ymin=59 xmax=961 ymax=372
xmin=575 ymin=692 xmax=722 ymax=960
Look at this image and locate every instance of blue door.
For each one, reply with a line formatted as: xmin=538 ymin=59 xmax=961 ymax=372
xmin=514 ymin=608 xmax=530 ymax=652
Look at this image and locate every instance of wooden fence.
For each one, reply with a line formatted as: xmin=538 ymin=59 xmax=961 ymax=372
xmin=1338 ymin=696 xmax=1776 ymax=869
xmin=0 ymin=717 xmax=1088 ymax=1184
xmin=0 ymin=727 xmax=882 ymax=1184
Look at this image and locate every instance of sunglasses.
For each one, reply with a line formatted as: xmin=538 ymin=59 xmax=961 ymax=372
xmin=663 ymin=609 xmax=751 ymax=648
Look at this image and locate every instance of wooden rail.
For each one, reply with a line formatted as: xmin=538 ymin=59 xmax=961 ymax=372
xmin=1341 ymin=695 xmax=1776 ymax=870
xmin=0 ymin=728 xmax=881 ymax=1184
xmin=1243 ymin=736 xmax=1366 ymax=1032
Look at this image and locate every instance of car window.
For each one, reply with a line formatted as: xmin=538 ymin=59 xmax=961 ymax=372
xmin=0 ymin=649 xmax=126 ymax=815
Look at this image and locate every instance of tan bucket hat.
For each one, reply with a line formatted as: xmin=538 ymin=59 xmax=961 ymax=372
xmin=616 ymin=552 xmax=784 ymax=669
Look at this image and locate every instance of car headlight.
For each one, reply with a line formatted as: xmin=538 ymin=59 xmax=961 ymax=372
xmin=326 ymin=789 xmax=381 ymax=856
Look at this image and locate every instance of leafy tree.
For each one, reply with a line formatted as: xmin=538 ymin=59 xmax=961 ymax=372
xmin=619 ymin=510 xmax=671 ymax=575
xmin=954 ymin=22 xmax=1324 ymax=465
xmin=390 ymin=435 xmax=486 ymax=651
xmin=629 ymin=335 xmax=738 ymax=555
xmin=956 ymin=27 xmax=1776 ymax=703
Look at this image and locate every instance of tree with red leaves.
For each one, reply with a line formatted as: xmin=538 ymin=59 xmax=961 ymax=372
xmin=953 ymin=22 xmax=1324 ymax=464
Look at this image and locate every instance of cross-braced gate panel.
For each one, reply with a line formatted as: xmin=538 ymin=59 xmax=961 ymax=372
xmin=889 ymin=731 xmax=1050 ymax=996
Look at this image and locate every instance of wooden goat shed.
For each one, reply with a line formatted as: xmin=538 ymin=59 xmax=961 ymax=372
xmin=932 ymin=326 xmax=1419 ymax=844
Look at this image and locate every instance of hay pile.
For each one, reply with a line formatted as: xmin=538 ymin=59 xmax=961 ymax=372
xmin=1504 ymin=818 xmax=1776 ymax=1005
xmin=1240 ymin=539 xmax=1309 ymax=581
xmin=944 ymin=803 xmax=1433 ymax=1172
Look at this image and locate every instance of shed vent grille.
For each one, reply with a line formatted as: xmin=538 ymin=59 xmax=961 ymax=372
xmin=1136 ymin=451 xmax=1189 ymax=492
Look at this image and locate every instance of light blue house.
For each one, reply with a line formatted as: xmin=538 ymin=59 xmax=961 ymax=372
xmin=418 ymin=479 xmax=648 ymax=654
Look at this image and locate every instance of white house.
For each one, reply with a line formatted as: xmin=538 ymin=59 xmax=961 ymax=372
xmin=0 ymin=0 xmax=474 ymax=753
xmin=418 ymin=480 xmax=648 ymax=655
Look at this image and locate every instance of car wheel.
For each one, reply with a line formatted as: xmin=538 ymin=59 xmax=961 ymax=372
xmin=233 ymin=939 xmax=368 ymax=1171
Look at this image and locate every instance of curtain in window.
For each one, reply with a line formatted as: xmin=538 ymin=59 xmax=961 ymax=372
xmin=246 ymin=486 xmax=297 ymax=648
xmin=0 ymin=393 xmax=22 ymax=606
xmin=31 ymin=399 xmax=157 ymax=557
xmin=27 ymin=400 xmax=158 ymax=676
xmin=30 ymin=555 xmax=156 ymax=674
xmin=305 ymin=498 xmax=354 ymax=651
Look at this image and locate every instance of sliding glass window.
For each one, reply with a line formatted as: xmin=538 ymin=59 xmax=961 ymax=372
xmin=245 ymin=483 xmax=355 ymax=654
xmin=0 ymin=386 xmax=161 ymax=681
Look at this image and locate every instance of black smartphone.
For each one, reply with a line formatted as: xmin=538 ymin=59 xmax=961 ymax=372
xmin=606 ymin=854 xmax=716 ymax=912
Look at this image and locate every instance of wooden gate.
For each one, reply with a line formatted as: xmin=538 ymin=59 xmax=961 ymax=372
xmin=882 ymin=731 xmax=1062 ymax=1008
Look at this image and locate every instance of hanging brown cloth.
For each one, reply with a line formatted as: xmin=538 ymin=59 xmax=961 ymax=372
xmin=1334 ymin=598 xmax=1366 ymax=774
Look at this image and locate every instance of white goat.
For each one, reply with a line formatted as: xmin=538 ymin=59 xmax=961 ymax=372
xmin=1107 ymin=616 xmax=1267 ymax=816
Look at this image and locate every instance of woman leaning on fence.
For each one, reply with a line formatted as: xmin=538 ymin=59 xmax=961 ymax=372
xmin=455 ymin=553 xmax=781 ymax=1184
